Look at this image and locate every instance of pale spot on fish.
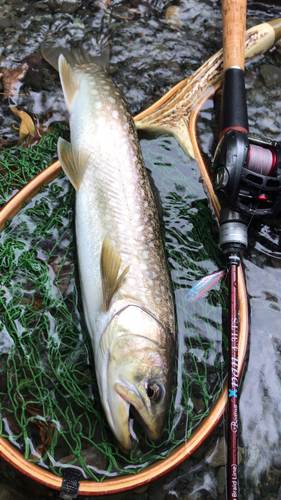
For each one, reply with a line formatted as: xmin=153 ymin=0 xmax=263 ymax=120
xmin=108 ymin=97 xmax=115 ymax=103
xmin=95 ymin=102 xmax=102 ymax=109
xmin=91 ymin=89 xmax=98 ymax=95
xmin=112 ymin=110 xmax=118 ymax=119
xmin=127 ymin=278 xmax=136 ymax=286
xmin=98 ymin=117 xmax=106 ymax=126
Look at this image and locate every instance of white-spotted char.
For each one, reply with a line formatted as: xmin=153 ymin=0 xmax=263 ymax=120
xmin=43 ymin=47 xmax=176 ymax=450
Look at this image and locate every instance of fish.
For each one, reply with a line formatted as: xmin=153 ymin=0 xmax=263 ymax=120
xmin=42 ymin=47 xmax=175 ymax=450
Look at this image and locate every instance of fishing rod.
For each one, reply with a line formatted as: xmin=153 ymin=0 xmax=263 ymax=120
xmin=214 ymin=3 xmax=248 ymax=497
xmin=211 ymin=1 xmax=281 ymax=498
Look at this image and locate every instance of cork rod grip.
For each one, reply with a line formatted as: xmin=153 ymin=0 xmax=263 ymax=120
xmin=222 ymin=0 xmax=247 ymax=71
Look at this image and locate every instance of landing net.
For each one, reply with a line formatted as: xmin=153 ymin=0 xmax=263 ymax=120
xmin=0 ymin=127 xmax=228 ymax=480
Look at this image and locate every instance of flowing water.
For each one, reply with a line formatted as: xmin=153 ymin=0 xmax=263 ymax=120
xmin=0 ymin=0 xmax=281 ymax=499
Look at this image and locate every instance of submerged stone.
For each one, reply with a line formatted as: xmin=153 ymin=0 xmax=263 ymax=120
xmin=260 ymin=64 xmax=281 ymax=88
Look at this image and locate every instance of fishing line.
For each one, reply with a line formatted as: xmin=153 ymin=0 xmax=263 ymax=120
xmin=247 ymin=202 xmax=260 ymax=229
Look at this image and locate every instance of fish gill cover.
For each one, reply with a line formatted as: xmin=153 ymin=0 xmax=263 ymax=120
xmin=0 ymin=126 xmax=228 ymax=480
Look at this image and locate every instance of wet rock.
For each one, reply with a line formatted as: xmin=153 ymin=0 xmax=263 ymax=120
xmin=183 ymin=491 xmax=204 ymax=500
xmin=49 ymin=256 xmax=73 ymax=294
xmin=0 ymin=18 xmax=12 ymax=29
xmin=58 ymin=444 xmax=107 ymax=470
xmin=0 ymin=5 xmax=12 ymax=17
xmin=0 ymin=484 xmax=26 ymax=500
xmin=0 ymin=456 xmax=59 ymax=499
xmin=23 ymin=53 xmax=43 ymax=92
xmin=0 ymin=4 xmax=12 ymax=30
xmin=216 ymin=466 xmax=226 ymax=495
xmin=148 ymin=477 xmax=168 ymax=500
xmin=133 ymin=484 xmax=148 ymax=494
xmin=260 ymin=477 xmax=270 ymax=497
xmin=273 ymin=453 xmax=281 ymax=469
xmin=181 ymin=482 xmax=205 ymax=500
xmin=271 ymin=256 xmax=281 ymax=269
xmin=191 ymin=395 xmax=206 ymax=414
xmin=18 ymin=36 xmax=27 ymax=44
xmin=205 ymin=437 xmax=227 ymax=467
xmin=36 ymin=3 xmax=49 ymax=9
xmin=165 ymin=490 xmax=179 ymax=500
xmin=260 ymin=64 xmax=281 ymax=88
xmin=0 ymin=371 xmax=7 ymax=392
xmin=192 ymin=444 xmax=206 ymax=461
xmin=48 ymin=0 xmax=81 ymax=13
xmin=164 ymin=6 xmax=182 ymax=30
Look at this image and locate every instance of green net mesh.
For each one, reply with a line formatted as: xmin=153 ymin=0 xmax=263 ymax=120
xmin=0 ymin=128 xmax=228 ymax=480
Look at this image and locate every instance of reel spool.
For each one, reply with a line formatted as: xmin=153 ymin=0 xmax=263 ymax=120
xmin=212 ymin=130 xmax=281 ymax=218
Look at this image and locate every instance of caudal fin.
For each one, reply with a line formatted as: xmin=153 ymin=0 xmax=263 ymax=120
xmin=41 ymin=42 xmax=110 ymax=71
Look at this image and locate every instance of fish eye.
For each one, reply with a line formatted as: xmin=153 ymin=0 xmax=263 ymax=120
xmin=147 ymin=383 xmax=162 ymax=403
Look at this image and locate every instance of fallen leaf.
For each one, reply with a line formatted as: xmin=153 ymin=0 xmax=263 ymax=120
xmin=95 ymin=0 xmax=111 ymax=9
xmin=0 ymin=62 xmax=29 ymax=98
xmin=10 ymin=107 xmax=36 ymax=142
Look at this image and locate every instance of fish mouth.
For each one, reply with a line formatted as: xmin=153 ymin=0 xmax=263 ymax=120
xmin=115 ymin=379 xmax=161 ymax=443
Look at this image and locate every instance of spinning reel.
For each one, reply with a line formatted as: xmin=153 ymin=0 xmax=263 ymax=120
xmin=212 ymin=130 xmax=281 ymax=265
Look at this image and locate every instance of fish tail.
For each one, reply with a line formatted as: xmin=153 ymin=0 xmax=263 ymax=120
xmin=41 ymin=40 xmax=110 ymax=72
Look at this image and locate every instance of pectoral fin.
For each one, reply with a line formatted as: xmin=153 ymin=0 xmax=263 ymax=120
xmin=101 ymin=237 xmax=130 ymax=311
xmin=57 ymin=137 xmax=90 ymax=191
xmin=58 ymin=54 xmax=80 ymax=112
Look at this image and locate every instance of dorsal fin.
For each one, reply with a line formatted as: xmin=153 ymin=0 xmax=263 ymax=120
xmin=100 ymin=237 xmax=130 ymax=311
xmin=57 ymin=137 xmax=90 ymax=191
xmin=58 ymin=54 xmax=80 ymax=112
